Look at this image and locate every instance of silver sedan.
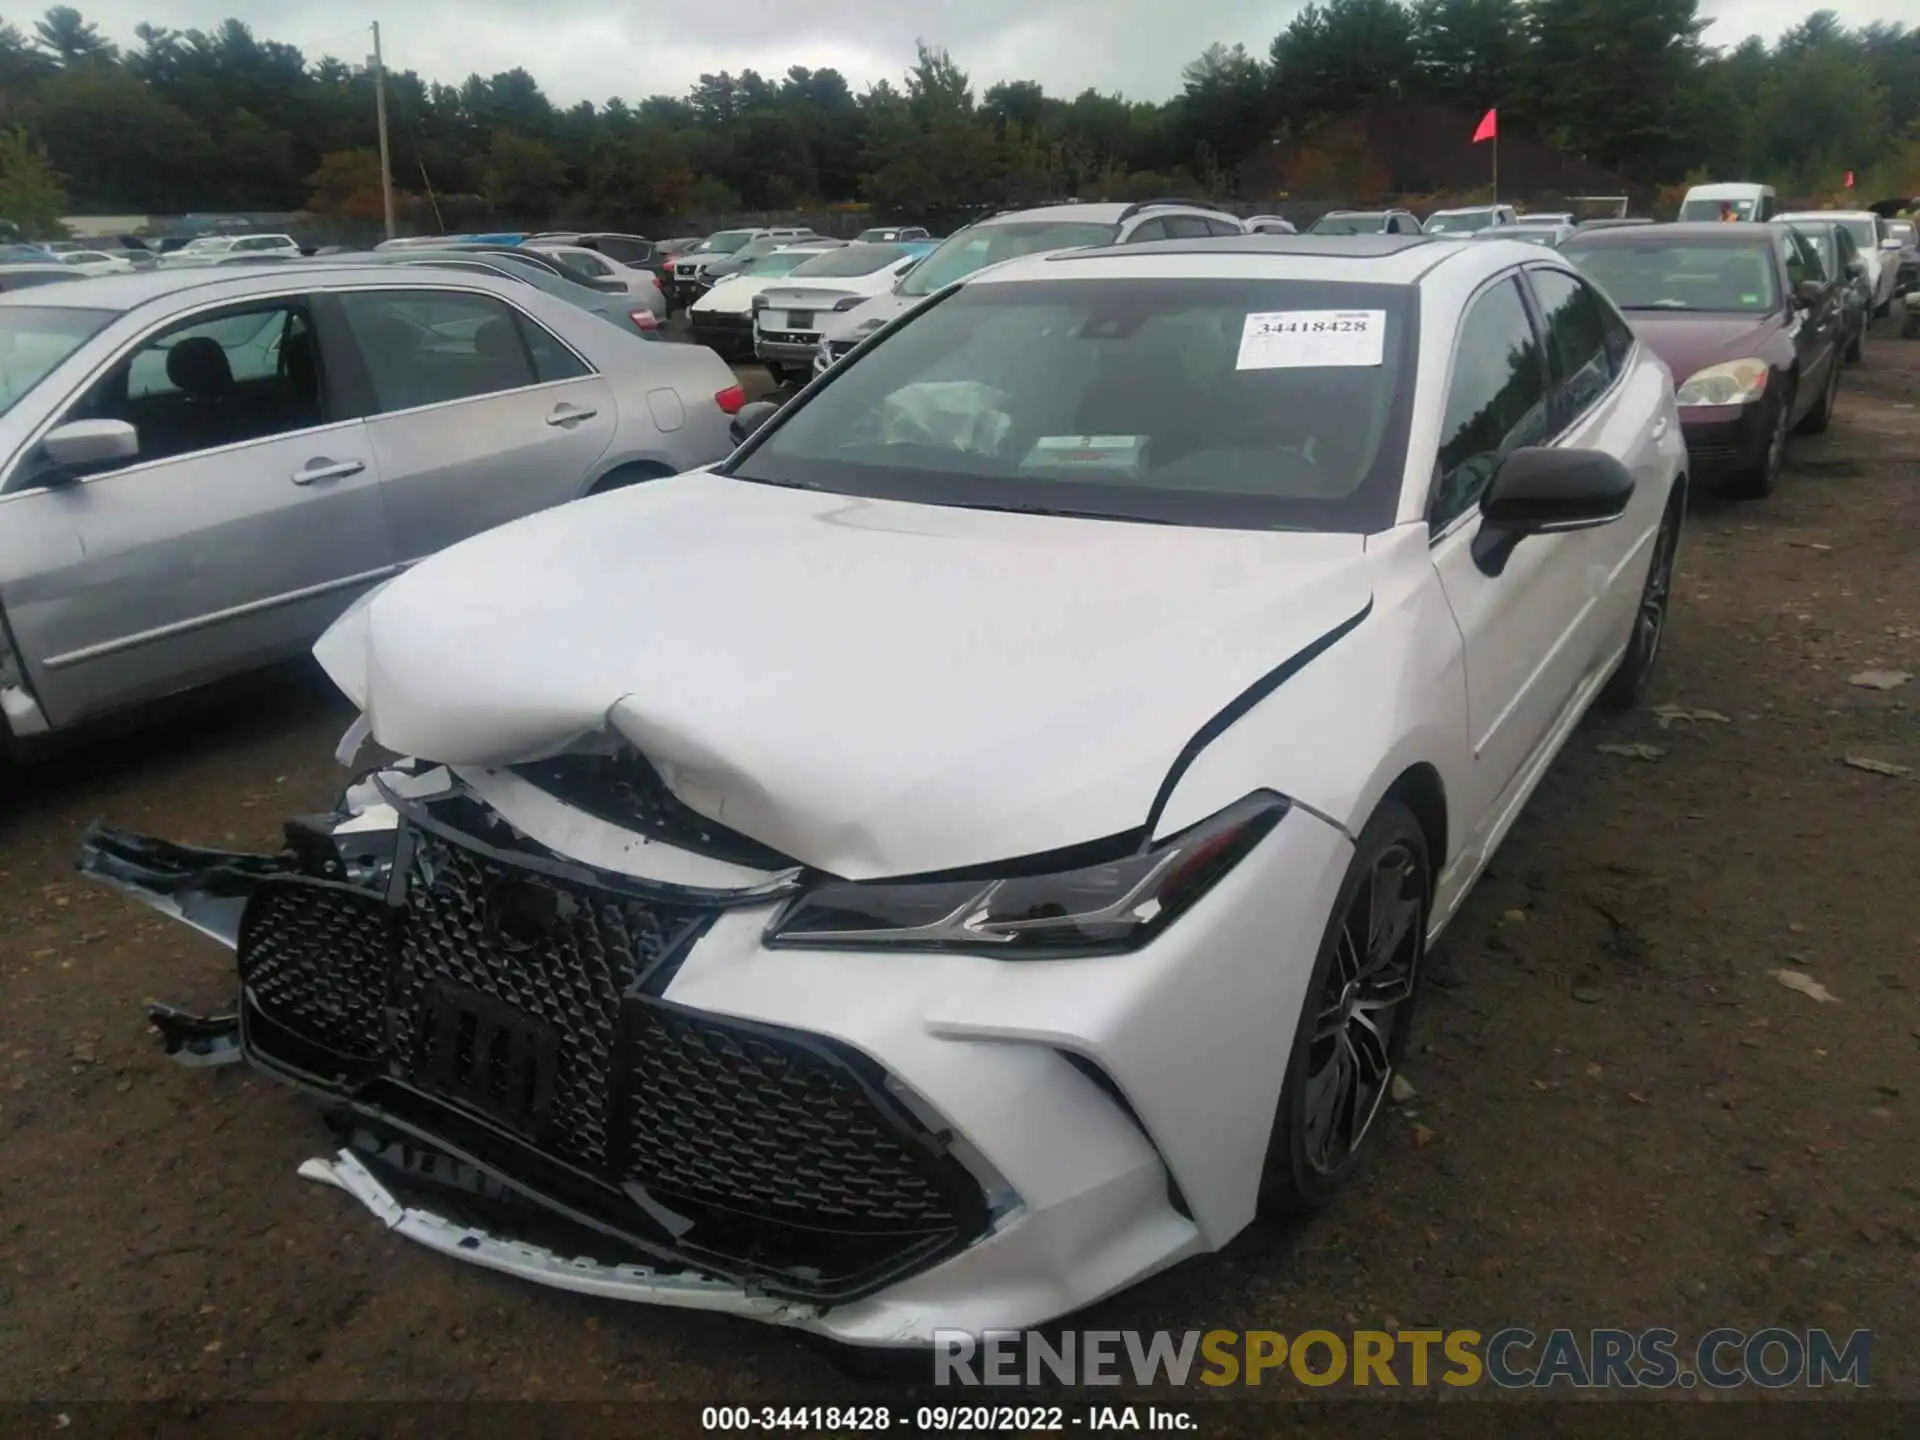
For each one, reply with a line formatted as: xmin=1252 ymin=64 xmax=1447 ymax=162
xmin=0 ymin=263 xmax=745 ymax=742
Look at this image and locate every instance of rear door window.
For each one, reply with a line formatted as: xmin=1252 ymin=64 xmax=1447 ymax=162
xmin=1527 ymin=267 xmax=1616 ymax=425
xmin=338 ymin=289 xmax=540 ymax=412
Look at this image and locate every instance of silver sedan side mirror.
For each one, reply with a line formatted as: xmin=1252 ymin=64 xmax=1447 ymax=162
xmin=43 ymin=418 xmax=139 ymax=470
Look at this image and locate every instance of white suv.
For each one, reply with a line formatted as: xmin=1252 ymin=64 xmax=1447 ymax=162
xmin=810 ymin=200 xmax=1247 ymax=375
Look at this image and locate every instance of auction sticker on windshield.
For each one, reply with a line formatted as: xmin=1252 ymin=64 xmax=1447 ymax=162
xmin=1237 ymin=310 xmax=1385 ymax=370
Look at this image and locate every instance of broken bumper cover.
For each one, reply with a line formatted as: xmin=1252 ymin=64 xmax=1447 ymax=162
xmin=83 ymin=775 xmax=994 ymax=1314
xmin=79 ymin=760 xmax=1344 ymax=1343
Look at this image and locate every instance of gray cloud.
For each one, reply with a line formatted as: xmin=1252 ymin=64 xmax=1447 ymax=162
xmin=59 ymin=0 xmax=1919 ymax=107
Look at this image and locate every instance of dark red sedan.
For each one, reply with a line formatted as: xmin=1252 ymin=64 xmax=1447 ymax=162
xmin=1561 ymin=222 xmax=1844 ymax=498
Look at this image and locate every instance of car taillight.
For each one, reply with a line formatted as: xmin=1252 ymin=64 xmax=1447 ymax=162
xmin=629 ymin=310 xmax=659 ymax=329
xmin=714 ymin=385 xmax=745 ymax=415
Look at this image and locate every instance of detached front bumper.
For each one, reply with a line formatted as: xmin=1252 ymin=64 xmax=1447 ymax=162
xmin=79 ymin=756 xmax=1348 ymax=1344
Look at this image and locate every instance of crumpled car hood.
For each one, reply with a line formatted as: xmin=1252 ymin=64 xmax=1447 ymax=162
xmin=317 ymin=472 xmax=1373 ymax=879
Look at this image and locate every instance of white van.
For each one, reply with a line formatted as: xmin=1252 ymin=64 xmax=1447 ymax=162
xmin=1677 ymin=182 xmax=1777 ymax=223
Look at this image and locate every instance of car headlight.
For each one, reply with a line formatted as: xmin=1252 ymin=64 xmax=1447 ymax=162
xmin=764 ymin=793 xmax=1287 ymax=957
xmin=1674 ymin=358 xmax=1770 ymax=406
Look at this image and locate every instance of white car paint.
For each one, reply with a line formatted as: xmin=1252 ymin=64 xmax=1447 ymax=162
xmin=57 ymin=250 xmax=136 ymax=276
xmin=684 ymin=247 xmax=845 ymax=323
xmin=1778 ymin=210 xmax=1898 ymax=314
xmin=98 ymin=236 xmax=1687 ymax=1345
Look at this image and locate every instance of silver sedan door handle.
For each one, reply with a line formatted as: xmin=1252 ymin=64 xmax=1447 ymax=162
xmin=546 ymin=403 xmax=599 ymax=427
xmin=290 ymin=458 xmax=366 ymax=486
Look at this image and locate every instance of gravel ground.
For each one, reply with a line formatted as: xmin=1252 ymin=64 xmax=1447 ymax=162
xmin=2 ymin=322 xmax=1917 ymax=1405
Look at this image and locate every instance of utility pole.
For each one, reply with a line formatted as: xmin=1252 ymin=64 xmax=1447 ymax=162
xmin=371 ymin=21 xmax=395 ymax=239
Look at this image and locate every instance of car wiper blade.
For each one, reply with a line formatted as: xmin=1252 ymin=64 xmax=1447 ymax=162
xmin=722 ymin=468 xmax=821 ymax=491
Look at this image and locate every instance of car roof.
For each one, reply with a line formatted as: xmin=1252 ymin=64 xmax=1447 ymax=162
xmin=1564 ymin=222 xmax=1781 ymax=247
xmin=1779 ymin=209 xmax=1876 ymax=222
xmin=0 ymin=261 xmax=536 ymax=315
xmin=1431 ymin=204 xmax=1505 ymax=214
xmin=1684 ymin=182 xmax=1774 ymax=197
xmin=971 ymin=233 xmax=1471 ymax=288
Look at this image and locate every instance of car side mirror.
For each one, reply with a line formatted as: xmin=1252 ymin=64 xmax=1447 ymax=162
xmin=729 ymin=399 xmax=781 ymax=446
xmin=1480 ymin=446 xmax=1635 ymax=534
xmin=1881 ymin=236 xmax=1904 ymax=251
xmin=41 ymin=418 xmax=138 ymax=473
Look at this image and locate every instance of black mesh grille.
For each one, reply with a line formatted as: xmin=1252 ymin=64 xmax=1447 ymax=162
xmin=625 ymin=1003 xmax=963 ymax=1232
xmin=241 ymin=878 xmax=392 ymax=1061
xmin=391 ymin=832 xmax=694 ymax=1169
xmin=231 ymin=813 xmax=990 ymax=1297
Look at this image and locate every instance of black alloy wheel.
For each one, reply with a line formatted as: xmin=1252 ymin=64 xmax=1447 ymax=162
xmin=1600 ymin=486 xmax=1684 ymax=710
xmin=1260 ymin=803 xmax=1428 ymax=1213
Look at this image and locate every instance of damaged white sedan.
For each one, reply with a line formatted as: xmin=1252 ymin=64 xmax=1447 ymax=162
xmin=82 ymin=234 xmax=1687 ymax=1346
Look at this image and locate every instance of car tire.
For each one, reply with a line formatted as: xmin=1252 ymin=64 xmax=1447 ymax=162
xmin=1797 ymin=358 xmax=1839 ymax=435
xmin=1599 ymin=484 xmax=1684 ymax=712
xmin=1729 ymin=387 xmax=1791 ymax=500
xmin=1257 ymin=800 xmax=1429 ymax=1216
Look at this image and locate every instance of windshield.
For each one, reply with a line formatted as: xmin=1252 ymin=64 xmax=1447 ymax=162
xmin=790 ymin=244 xmax=911 ymax=279
xmin=1678 ymin=198 xmax=1759 ymax=222
xmin=1309 ymin=213 xmax=1385 ymax=234
xmin=704 ymin=231 xmax=756 ymax=255
xmin=1425 ymin=210 xmax=1495 ymax=234
xmin=0 ymin=306 xmax=115 ymax=415
xmin=728 ymin=277 xmax=1415 ymax=532
xmin=897 ymin=221 xmax=1119 ymax=298
xmin=1567 ymin=241 xmax=1779 ymax=312
xmin=1839 ymin=219 xmax=1877 ymax=249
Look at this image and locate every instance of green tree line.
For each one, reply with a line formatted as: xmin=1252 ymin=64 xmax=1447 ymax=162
xmin=0 ymin=1 xmax=1915 ymax=232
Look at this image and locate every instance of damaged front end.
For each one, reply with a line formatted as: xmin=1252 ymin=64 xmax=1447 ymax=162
xmin=79 ymin=755 xmax=997 ymax=1316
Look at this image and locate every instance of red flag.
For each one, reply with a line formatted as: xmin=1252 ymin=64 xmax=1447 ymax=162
xmin=1844 ymin=170 xmax=1855 ymax=188
xmin=1473 ymin=108 xmax=1498 ymax=143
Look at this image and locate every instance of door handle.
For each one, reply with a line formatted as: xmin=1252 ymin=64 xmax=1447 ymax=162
xmin=546 ymin=404 xmax=599 ymax=427
xmin=290 ymin=458 xmax=366 ymax=486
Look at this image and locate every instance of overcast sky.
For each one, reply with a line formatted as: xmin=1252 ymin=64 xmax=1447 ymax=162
xmin=67 ymin=0 xmax=1920 ymax=107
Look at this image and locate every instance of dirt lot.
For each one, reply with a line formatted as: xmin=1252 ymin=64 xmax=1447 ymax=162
xmin=2 ymin=326 xmax=1917 ymax=1405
